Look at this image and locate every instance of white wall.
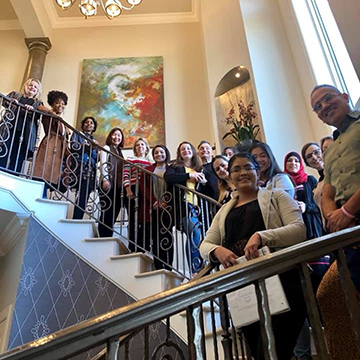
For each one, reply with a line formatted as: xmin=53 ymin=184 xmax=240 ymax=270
xmin=239 ymin=0 xmax=320 ymax=164
xmin=0 ymin=30 xmax=28 ymax=94
xmin=38 ymin=22 xmax=213 ymax=157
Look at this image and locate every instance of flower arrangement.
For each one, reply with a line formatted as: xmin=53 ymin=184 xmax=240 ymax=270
xmin=222 ymin=100 xmax=260 ymax=143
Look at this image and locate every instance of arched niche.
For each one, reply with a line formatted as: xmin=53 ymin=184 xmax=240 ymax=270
xmin=214 ymin=66 xmax=261 ymax=150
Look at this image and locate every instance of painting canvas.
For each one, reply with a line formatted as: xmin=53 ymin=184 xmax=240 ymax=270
xmin=77 ymin=56 xmax=165 ymax=148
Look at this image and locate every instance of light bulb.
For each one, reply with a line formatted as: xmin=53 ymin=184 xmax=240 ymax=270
xmin=56 ymin=0 xmax=74 ymax=9
xmin=127 ymin=0 xmax=142 ymax=5
xmin=105 ymin=0 xmax=121 ymax=17
xmin=80 ymin=0 xmax=98 ymax=17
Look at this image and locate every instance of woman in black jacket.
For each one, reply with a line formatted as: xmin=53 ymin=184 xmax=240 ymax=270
xmin=164 ymin=141 xmax=207 ymax=274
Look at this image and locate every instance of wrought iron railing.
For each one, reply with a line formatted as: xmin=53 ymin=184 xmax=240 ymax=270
xmin=0 ymin=92 xmax=220 ymax=278
xmin=0 ymin=226 xmax=360 ymax=360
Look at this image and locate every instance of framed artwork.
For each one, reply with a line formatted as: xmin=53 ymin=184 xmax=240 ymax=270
xmin=77 ymin=56 xmax=165 ymax=148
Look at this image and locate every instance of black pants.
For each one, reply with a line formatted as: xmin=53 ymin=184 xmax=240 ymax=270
xmin=123 ymin=185 xmax=143 ymax=252
xmin=149 ymin=207 xmax=174 ymax=270
xmin=0 ymin=130 xmax=31 ymax=173
xmin=98 ymin=186 xmax=124 ymax=238
xmin=241 ymin=269 xmax=307 ymax=360
xmin=73 ymin=177 xmax=93 ymax=220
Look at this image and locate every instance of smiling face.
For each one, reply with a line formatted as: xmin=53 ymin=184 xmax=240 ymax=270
xmin=304 ymin=144 xmax=323 ymax=171
xmin=153 ymin=146 xmax=166 ymax=164
xmin=24 ymin=81 xmax=39 ymax=98
xmin=229 ymin=156 xmax=258 ymax=192
xmin=111 ymin=130 xmax=122 ymax=147
xmin=311 ymin=87 xmax=350 ymax=128
xmin=198 ymin=143 xmax=212 ymax=163
xmin=213 ymin=158 xmax=229 ymax=180
xmin=180 ymin=143 xmax=193 ymax=162
xmin=286 ymin=156 xmax=301 ymax=174
xmin=135 ymin=140 xmax=147 ymax=157
xmin=52 ymin=98 xmax=66 ymax=115
xmin=82 ymin=118 xmax=95 ymax=134
xmin=250 ymin=147 xmax=270 ymax=174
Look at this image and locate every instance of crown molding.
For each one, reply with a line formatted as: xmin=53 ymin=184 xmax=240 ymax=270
xmin=0 ymin=19 xmax=22 ymax=31
xmin=0 ymin=213 xmax=29 ymax=257
xmin=43 ymin=0 xmax=199 ymax=29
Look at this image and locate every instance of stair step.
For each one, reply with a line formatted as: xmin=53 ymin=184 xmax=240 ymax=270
xmin=135 ymin=269 xmax=184 ymax=292
xmin=59 ymin=218 xmax=99 ymax=237
xmin=135 ymin=269 xmax=184 ymax=281
xmin=36 ymin=198 xmax=71 ymax=206
xmin=85 ymin=237 xmax=130 ymax=254
xmin=110 ymin=252 xmax=154 ymax=274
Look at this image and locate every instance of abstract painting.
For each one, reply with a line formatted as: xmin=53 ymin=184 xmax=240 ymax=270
xmin=77 ymin=56 xmax=165 ymax=148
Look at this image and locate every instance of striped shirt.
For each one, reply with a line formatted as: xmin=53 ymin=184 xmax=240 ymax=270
xmin=123 ymin=156 xmax=152 ymax=188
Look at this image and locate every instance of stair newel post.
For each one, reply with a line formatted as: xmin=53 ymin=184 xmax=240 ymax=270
xmin=218 ymin=294 xmax=234 ymax=360
xmin=106 ymin=336 xmax=119 ymax=360
xmin=297 ymin=261 xmax=330 ymax=360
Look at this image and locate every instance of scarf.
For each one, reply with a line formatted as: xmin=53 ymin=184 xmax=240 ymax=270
xmin=284 ymin=151 xmax=308 ymax=185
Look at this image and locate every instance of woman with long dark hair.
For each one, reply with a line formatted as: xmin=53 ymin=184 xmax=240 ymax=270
xmin=164 ymin=141 xmax=207 ymax=273
xmin=211 ymin=155 xmax=236 ymax=204
xmin=98 ymin=127 xmax=125 ymax=237
xmin=250 ymin=142 xmax=295 ymax=198
xmin=200 ymin=153 xmax=307 ymax=360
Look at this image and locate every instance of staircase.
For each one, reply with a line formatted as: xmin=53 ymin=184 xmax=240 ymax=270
xmin=0 ymin=169 xmax=219 ymax=346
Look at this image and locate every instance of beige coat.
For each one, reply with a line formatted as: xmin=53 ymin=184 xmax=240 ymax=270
xmin=199 ymin=187 xmax=306 ymax=261
xmin=33 ymin=115 xmax=69 ymax=183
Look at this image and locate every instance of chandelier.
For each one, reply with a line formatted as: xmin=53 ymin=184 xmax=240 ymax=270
xmin=55 ymin=0 xmax=143 ymax=19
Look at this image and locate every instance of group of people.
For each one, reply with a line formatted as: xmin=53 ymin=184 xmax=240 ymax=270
xmin=1 ymin=79 xmax=359 ymax=360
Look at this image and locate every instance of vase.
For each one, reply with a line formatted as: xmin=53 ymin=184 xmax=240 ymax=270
xmin=235 ymin=139 xmax=258 ymax=153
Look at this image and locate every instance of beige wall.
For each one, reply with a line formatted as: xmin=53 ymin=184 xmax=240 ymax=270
xmin=38 ymin=22 xmax=212 ymax=156
xmin=200 ymin=0 xmax=260 ymax=152
xmin=0 ymin=30 xmax=28 ymax=94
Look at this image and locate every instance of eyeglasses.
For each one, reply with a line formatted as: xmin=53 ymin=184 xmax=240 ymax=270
xmin=313 ymin=93 xmax=339 ymax=113
xmin=305 ymin=149 xmax=321 ymax=161
xmin=229 ymin=165 xmax=256 ymax=173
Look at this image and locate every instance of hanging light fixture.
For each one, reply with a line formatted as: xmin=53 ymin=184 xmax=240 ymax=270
xmin=55 ymin=0 xmax=143 ymax=19
xmin=56 ymin=0 xmax=75 ymax=10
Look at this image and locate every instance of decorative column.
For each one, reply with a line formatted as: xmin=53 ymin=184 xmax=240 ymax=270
xmin=22 ymin=37 xmax=52 ymax=84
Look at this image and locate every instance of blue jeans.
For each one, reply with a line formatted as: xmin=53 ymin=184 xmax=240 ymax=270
xmin=182 ymin=204 xmax=203 ymax=273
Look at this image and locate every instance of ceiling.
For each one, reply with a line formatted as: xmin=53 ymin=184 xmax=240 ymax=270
xmin=0 ymin=0 xmax=196 ymax=27
xmin=0 ymin=0 xmax=17 ymax=21
xmin=56 ymin=0 xmax=192 ymax=17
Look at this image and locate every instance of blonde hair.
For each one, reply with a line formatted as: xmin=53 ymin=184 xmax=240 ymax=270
xmin=133 ymin=137 xmax=151 ymax=158
xmin=20 ymin=78 xmax=42 ymax=100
